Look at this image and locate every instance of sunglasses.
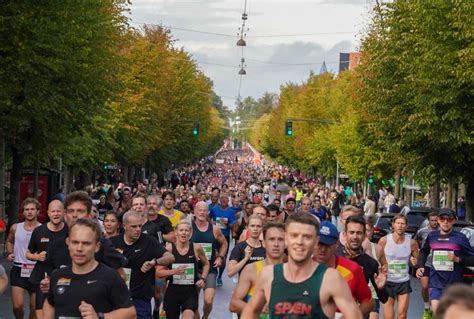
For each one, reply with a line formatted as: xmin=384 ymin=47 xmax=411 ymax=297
xmin=439 ymin=216 xmax=454 ymax=222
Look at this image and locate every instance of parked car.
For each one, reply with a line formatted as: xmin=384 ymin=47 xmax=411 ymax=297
xmin=406 ymin=207 xmax=440 ymax=235
xmin=371 ymin=213 xmax=398 ymax=243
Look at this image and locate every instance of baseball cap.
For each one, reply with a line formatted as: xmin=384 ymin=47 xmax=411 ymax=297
xmin=319 ymin=221 xmax=339 ymax=245
xmin=438 ymin=208 xmax=456 ymax=218
xmin=285 ymin=195 xmax=296 ymax=203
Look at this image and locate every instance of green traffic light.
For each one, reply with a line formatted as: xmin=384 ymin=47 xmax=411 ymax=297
xmin=287 ymin=130 xmax=293 ymax=135
xmin=368 ymin=177 xmax=374 ymax=184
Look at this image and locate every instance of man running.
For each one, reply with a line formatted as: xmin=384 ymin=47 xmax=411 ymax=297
xmin=229 ymin=222 xmax=286 ymax=316
xmin=43 ymin=219 xmax=135 ymax=318
xmin=110 ymin=210 xmax=175 ymax=318
xmin=416 ymin=209 xmax=474 ymax=315
xmin=414 ymin=211 xmax=439 ymax=318
xmin=314 ymin=221 xmax=374 ymax=317
xmin=159 ymin=190 xmax=185 ymax=228
xmin=26 ymin=200 xmax=67 ymax=319
xmin=190 ymin=201 xmax=228 ymax=319
xmin=6 ymin=198 xmax=42 ymax=319
xmin=242 ymin=213 xmax=362 ymax=319
xmin=377 ymin=214 xmax=418 ymax=319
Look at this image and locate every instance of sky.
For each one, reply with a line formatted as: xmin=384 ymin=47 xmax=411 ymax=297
xmin=129 ymin=0 xmax=376 ymax=109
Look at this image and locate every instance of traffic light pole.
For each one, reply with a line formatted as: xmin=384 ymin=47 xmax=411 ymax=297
xmin=287 ymin=117 xmax=334 ymax=124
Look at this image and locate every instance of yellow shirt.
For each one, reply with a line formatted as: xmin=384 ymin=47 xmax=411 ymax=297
xmin=158 ymin=209 xmax=184 ymax=228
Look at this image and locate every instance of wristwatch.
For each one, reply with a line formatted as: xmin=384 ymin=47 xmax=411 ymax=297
xmin=199 ymin=277 xmax=206 ymax=282
xmin=98 ymin=312 xmax=105 ymax=319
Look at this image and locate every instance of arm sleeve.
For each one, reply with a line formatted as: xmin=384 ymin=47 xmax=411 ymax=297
xmin=28 ymin=229 xmax=39 ymax=253
xmin=228 ymin=211 xmax=236 ymax=225
xmin=46 ymin=272 xmax=57 ymax=307
xmin=152 ymin=237 xmax=167 ymax=259
xmin=416 ymin=233 xmax=431 ymax=267
xmin=458 ymin=234 xmax=474 ymax=266
xmin=162 ymin=218 xmax=173 ymax=235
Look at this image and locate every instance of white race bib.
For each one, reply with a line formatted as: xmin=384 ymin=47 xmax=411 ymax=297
xmin=388 ymin=261 xmax=407 ymax=275
xmin=215 ymin=217 xmax=228 ymax=229
xmin=172 ymin=263 xmax=195 ymax=285
xmin=198 ymin=243 xmax=213 ymax=260
xmin=20 ymin=264 xmax=34 ymax=278
xmin=433 ymin=250 xmax=454 ymax=271
xmin=124 ymin=268 xmax=132 ymax=288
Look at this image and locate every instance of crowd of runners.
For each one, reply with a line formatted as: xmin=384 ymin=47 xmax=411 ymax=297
xmin=3 ymin=144 xmax=474 ymax=319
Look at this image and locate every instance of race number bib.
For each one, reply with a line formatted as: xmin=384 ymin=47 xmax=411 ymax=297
xmin=433 ymin=250 xmax=454 ymax=271
xmin=388 ymin=261 xmax=407 ymax=275
xmin=172 ymin=263 xmax=195 ymax=285
xmin=20 ymin=264 xmax=34 ymax=278
xmin=216 ymin=217 xmax=228 ymax=229
xmin=124 ymin=268 xmax=132 ymax=288
xmin=198 ymin=243 xmax=213 ymax=260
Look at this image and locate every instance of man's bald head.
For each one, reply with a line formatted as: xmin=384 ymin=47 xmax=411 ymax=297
xmin=48 ymin=199 xmax=64 ymax=211
xmin=195 ymin=201 xmax=208 ymax=211
xmin=48 ymin=199 xmax=65 ymax=226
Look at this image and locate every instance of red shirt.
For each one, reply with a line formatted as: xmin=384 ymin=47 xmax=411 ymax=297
xmin=335 ymin=255 xmax=372 ymax=304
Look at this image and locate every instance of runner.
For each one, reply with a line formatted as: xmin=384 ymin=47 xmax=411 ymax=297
xmin=110 ymin=210 xmax=174 ymax=318
xmin=314 ymin=220 xmax=374 ymax=317
xmin=190 ymin=201 xmax=228 ymax=319
xmin=103 ymin=210 xmax=121 ymax=239
xmin=26 ymin=200 xmax=67 ymax=319
xmin=229 ymin=222 xmax=286 ymax=316
xmin=159 ymin=190 xmax=185 ymax=228
xmin=238 ymin=205 xmax=268 ymax=242
xmin=157 ymin=220 xmax=210 ymax=319
xmin=0 ymin=265 xmax=7 ymax=294
xmin=6 ymin=197 xmax=42 ymax=319
xmin=377 ymin=214 xmax=419 ymax=319
xmin=241 ymin=213 xmax=362 ymax=319
xmin=228 ymin=215 xmax=266 ymax=277
xmin=210 ymin=192 xmax=236 ymax=286
xmin=338 ymin=205 xmax=373 ymax=257
xmin=43 ymin=218 xmax=135 ymax=318
xmin=336 ymin=215 xmax=388 ymax=317
xmin=416 ymin=209 xmax=474 ymax=315
xmin=414 ymin=211 xmax=439 ymax=318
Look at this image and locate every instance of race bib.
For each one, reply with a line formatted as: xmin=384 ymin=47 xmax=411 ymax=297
xmin=433 ymin=250 xmax=454 ymax=271
xmin=198 ymin=243 xmax=213 ymax=260
xmin=216 ymin=217 xmax=228 ymax=229
xmin=388 ymin=261 xmax=407 ymax=275
xmin=20 ymin=264 xmax=34 ymax=278
xmin=124 ymin=268 xmax=132 ymax=288
xmin=172 ymin=263 xmax=195 ymax=285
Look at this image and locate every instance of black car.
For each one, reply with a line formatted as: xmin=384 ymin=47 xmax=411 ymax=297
xmin=406 ymin=207 xmax=440 ymax=235
xmin=371 ymin=213 xmax=398 ymax=243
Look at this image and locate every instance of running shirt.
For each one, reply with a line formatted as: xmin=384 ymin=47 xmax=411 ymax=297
xmin=210 ymin=206 xmax=236 ymax=237
xmin=159 ymin=209 xmax=184 ymax=228
xmin=269 ymin=263 xmax=329 ymax=319
xmin=335 ymin=256 xmax=372 ymax=305
xmin=191 ymin=222 xmax=217 ymax=267
xmin=110 ymin=234 xmax=167 ymax=299
xmin=141 ymin=215 xmax=173 ymax=244
xmin=384 ymin=234 xmax=411 ymax=283
xmin=13 ymin=222 xmax=41 ymax=279
xmin=47 ymin=263 xmax=133 ymax=317
xmin=229 ymin=241 xmax=266 ymax=275
xmin=419 ymin=230 xmax=474 ymax=289
xmin=27 ymin=223 xmax=68 ymax=284
xmin=245 ymin=260 xmax=264 ymax=302
xmin=168 ymin=243 xmax=199 ymax=286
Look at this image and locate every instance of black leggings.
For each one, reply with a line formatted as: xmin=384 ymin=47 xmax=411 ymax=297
xmin=164 ymin=285 xmax=198 ymax=319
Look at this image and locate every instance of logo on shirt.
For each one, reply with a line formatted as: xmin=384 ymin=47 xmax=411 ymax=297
xmin=87 ymin=280 xmax=97 ymax=284
xmin=302 ymin=290 xmax=309 ymax=296
xmin=57 ymin=286 xmax=66 ymax=295
xmin=274 ymin=302 xmax=312 ymax=316
xmin=134 ymin=249 xmax=142 ymax=253
xmin=57 ymin=277 xmax=71 ymax=286
xmin=40 ymin=237 xmax=50 ymax=243
xmin=142 ymin=230 xmax=148 ymax=234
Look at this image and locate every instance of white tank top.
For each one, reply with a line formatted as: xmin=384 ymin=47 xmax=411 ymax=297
xmin=13 ymin=222 xmax=37 ymax=266
xmin=384 ymin=233 xmax=411 ymax=283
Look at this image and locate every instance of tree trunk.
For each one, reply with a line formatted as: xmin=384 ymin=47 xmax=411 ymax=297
xmin=446 ymin=182 xmax=454 ymax=209
xmin=122 ymin=165 xmax=129 ymax=185
xmin=0 ymin=136 xmax=5 ymax=222
xmin=429 ymin=180 xmax=441 ymax=208
xmin=128 ymin=166 xmax=134 ymax=185
xmin=466 ymin=178 xmax=474 ymax=222
xmin=8 ymin=146 xmax=23 ymax=225
xmin=33 ymin=157 xmax=40 ymax=198
xmin=64 ymin=166 xmax=73 ymax=194
xmin=394 ymin=168 xmax=401 ymax=199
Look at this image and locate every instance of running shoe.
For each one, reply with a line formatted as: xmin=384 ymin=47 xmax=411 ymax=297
xmin=422 ymin=309 xmax=432 ymax=319
xmin=216 ymin=277 xmax=223 ymax=287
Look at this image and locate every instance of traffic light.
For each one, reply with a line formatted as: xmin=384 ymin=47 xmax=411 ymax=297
xmin=400 ymin=176 xmax=405 ymax=184
xmin=368 ymin=169 xmax=374 ymax=184
xmin=103 ymin=164 xmax=108 ymax=171
xmin=192 ymin=122 xmax=200 ymax=136
xmin=285 ymin=121 xmax=293 ymax=136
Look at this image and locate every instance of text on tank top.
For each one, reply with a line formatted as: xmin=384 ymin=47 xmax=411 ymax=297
xmin=191 ymin=222 xmax=216 ymax=263
xmin=269 ymin=263 xmax=329 ymax=319
xmin=169 ymin=242 xmax=199 ymax=286
xmin=384 ymin=234 xmax=411 ymax=283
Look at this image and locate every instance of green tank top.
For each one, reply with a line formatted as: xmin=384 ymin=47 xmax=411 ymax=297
xmin=269 ymin=263 xmax=329 ymax=319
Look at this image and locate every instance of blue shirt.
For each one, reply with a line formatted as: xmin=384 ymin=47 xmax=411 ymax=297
xmin=210 ymin=206 xmax=236 ymax=237
xmin=419 ymin=230 xmax=474 ymax=289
